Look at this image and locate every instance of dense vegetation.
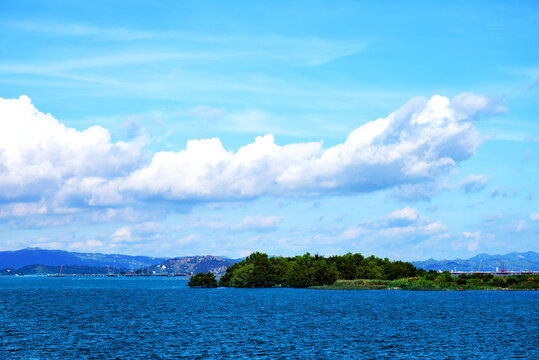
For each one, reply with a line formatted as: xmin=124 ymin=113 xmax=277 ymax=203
xmin=187 ymin=272 xmax=218 ymax=287
xmin=219 ymin=252 xmax=417 ymax=288
xmin=317 ymin=272 xmax=539 ymax=291
xmin=217 ymin=252 xmax=538 ymax=290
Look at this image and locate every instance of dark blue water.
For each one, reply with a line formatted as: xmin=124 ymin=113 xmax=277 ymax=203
xmin=0 ymin=277 xmax=537 ymax=359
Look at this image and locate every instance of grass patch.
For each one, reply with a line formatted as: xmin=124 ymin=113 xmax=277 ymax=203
xmin=311 ymin=277 xmax=539 ymax=291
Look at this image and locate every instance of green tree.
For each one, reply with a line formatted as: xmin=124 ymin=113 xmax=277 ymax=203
xmin=436 ymin=271 xmax=454 ymax=284
xmin=312 ymin=260 xmax=338 ymax=286
xmin=219 ymin=251 xmax=420 ymax=288
xmin=424 ymin=270 xmax=437 ymax=281
xmin=383 ymin=261 xmax=417 ymax=280
xmin=187 ymin=272 xmax=218 ymax=287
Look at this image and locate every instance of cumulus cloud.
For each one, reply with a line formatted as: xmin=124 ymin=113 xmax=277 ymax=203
xmin=124 ymin=93 xmax=489 ymax=201
xmin=387 ymin=206 xmax=420 ymax=222
xmin=331 ymin=207 xmax=447 ymax=246
xmin=112 ymin=227 xmax=133 ymax=243
xmin=111 ymin=222 xmax=163 ymax=243
xmin=380 ymin=207 xmax=447 ymax=239
xmin=530 ymin=213 xmax=539 ymax=221
xmin=379 ymin=220 xmax=447 ymax=238
xmin=0 ymin=93 xmax=498 ymax=213
xmin=0 ymin=95 xmax=143 ymax=203
xmin=0 ymin=202 xmax=47 ymax=218
xmin=459 ymin=174 xmax=488 ymax=193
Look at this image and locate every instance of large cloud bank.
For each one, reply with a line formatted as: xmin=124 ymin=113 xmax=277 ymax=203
xmin=0 ymin=93 xmax=493 ymax=214
xmin=123 ymin=93 xmax=483 ymax=199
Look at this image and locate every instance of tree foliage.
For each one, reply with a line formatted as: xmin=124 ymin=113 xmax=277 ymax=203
xmin=187 ymin=272 xmax=218 ymax=287
xmin=217 ymin=252 xmax=539 ymax=289
xmin=219 ymin=252 xmax=417 ymax=288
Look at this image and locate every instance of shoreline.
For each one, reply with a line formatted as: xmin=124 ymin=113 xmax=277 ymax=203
xmin=309 ymin=286 xmax=539 ymax=291
xmin=309 ymin=278 xmax=539 ymax=291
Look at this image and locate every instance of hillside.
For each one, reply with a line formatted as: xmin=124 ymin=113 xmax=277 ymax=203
xmin=153 ymin=256 xmax=240 ymax=275
xmin=0 ymin=248 xmax=241 ymax=275
xmin=0 ymin=264 xmax=124 ymax=276
xmin=0 ymin=248 xmax=166 ymax=271
xmin=412 ymin=251 xmax=539 ymax=272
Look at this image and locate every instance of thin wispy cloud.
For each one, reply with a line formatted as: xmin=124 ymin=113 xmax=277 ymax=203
xmin=2 ymin=21 xmax=365 ymax=72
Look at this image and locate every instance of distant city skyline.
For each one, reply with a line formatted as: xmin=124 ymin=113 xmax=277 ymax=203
xmin=0 ymin=1 xmax=537 ymax=260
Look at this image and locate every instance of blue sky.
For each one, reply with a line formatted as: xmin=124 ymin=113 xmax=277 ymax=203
xmin=0 ymin=0 xmax=537 ymax=260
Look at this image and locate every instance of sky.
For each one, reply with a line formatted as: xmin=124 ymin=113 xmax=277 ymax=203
xmin=0 ymin=0 xmax=537 ymax=260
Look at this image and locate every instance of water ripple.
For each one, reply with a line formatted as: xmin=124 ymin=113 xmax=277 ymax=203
xmin=0 ymin=277 xmax=537 ymax=359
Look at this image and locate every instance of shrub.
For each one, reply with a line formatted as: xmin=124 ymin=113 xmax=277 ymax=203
xmin=188 ymin=272 xmax=218 ymax=287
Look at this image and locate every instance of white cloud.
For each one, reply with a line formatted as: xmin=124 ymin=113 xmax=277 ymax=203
xmin=5 ymin=22 xmax=364 ymax=67
xmin=68 ymin=239 xmax=103 ymax=250
xmin=9 ymin=21 xmax=157 ymax=41
xmin=56 ymin=177 xmax=125 ymax=207
xmin=459 ymin=174 xmax=488 ymax=193
xmin=390 ymin=182 xmax=443 ymax=201
xmin=186 ymin=106 xmax=226 ymax=120
xmin=177 ymin=234 xmax=198 ymax=246
xmin=199 ymin=215 xmax=282 ymax=233
xmin=124 ymin=94 xmax=489 ymax=201
xmin=112 ymin=227 xmax=132 ymax=243
xmin=235 ymin=215 xmax=281 ymax=232
xmin=0 ymin=202 xmax=47 ymax=218
xmin=111 ymin=222 xmax=163 ymax=243
xmin=0 ymin=93 xmax=498 ymax=213
xmin=339 ymin=226 xmax=368 ymax=240
xmin=530 ymin=213 xmax=539 ymax=221
xmin=329 ymin=208 xmax=447 ymax=248
xmin=379 ymin=221 xmax=447 ymax=238
xmin=388 ymin=206 xmax=420 ymax=222
xmin=451 ymin=92 xmax=506 ymax=117
xmin=513 ymin=220 xmax=528 ymax=232
xmin=461 ymin=231 xmax=482 ymax=252
xmin=0 ymin=95 xmax=143 ymax=203
xmin=490 ymin=187 xmax=510 ymax=198
xmin=30 ymin=241 xmax=64 ymax=250
xmin=422 ymin=221 xmax=448 ymax=234
xmin=380 ymin=207 xmax=447 ymax=239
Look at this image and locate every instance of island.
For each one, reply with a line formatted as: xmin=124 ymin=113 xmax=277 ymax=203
xmin=190 ymin=252 xmax=539 ymax=290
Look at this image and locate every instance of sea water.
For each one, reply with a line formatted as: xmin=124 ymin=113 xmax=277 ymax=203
xmin=0 ymin=276 xmax=537 ymax=359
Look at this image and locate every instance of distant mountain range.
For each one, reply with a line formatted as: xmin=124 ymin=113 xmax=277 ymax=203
xmin=0 ymin=248 xmax=166 ymax=271
xmin=0 ymin=248 xmax=240 ymax=275
xmin=1 ymin=248 xmax=537 ymax=275
xmin=412 ymin=251 xmax=539 ymax=272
